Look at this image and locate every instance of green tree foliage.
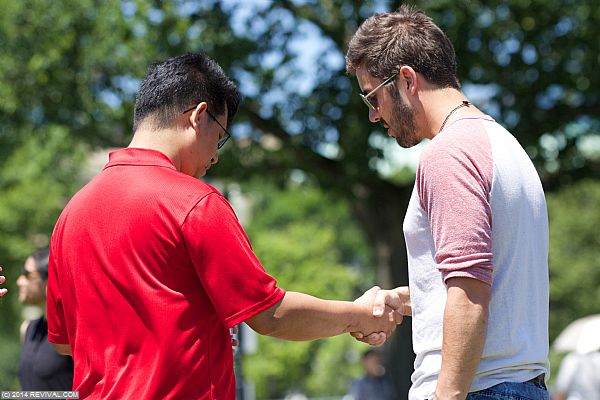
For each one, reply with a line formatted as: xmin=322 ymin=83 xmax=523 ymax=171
xmin=0 ymin=129 xmax=86 ymax=390
xmin=239 ymin=180 xmax=373 ymax=398
xmin=545 ymin=179 xmax=600 ymax=386
xmin=1 ymin=0 xmax=599 ymax=396
xmin=547 ymin=179 xmax=600 ymax=340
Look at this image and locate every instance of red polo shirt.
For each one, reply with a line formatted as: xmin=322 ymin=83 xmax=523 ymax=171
xmin=47 ymin=148 xmax=285 ymax=400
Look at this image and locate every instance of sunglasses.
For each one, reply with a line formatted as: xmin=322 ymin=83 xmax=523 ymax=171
xmin=359 ymin=74 xmax=398 ymax=111
xmin=20 ymin=266 xmax=46 ymax=280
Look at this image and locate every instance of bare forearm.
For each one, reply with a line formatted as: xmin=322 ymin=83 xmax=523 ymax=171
xmin=435 ymin=278 xmax=490 ymax=400
xmin=247 ymin=292 xmax=362 ymax=340
xmin=247 ymin=291 xmax=389 ymax=341
xmin=51 ymin=342 xmax=72 ymax=356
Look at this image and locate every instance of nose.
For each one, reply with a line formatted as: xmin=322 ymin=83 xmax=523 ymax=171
xmin=368 ymin=108 xmax=381 ymax=124
xmin=210 ymin=152 xmax=219 ymax=165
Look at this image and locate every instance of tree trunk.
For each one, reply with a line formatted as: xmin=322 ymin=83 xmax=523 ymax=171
xmin=351 ymin=180 xmax=415 ymax=399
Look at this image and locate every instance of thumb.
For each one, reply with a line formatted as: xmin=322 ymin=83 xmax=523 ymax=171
xmin=373 ymin=290 xmax=388 ymax=317
xmin=356 ymin=285 xmax=380 ymax=303
xmin=366 ymin=285 xmax=381 ymax=296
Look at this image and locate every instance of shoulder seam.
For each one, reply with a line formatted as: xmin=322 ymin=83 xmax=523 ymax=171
xmin=180 ymin=191 xmax=219 ymax=229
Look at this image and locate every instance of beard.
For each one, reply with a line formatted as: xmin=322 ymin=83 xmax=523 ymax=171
xmin=385 ymin=88 xmax=420 ymax=148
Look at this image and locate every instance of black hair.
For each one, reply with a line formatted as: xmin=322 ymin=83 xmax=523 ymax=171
xmin=133 ymin=53 xmax=241 ymax=131
xmin=31 ymin=248 xmax=50 ymax=279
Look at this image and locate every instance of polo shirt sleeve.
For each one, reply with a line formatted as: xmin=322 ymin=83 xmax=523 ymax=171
xmin=182 ymin=192 xmax=285 ymax=328
xmin=46 ymin=240 xmax=69 ymax=344
xmin=417 ymin=127 xmax=495 ymax=286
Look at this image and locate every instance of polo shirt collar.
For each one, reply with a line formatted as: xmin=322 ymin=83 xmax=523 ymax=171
xmin=104 ymin=148 xmax=177 ymax=171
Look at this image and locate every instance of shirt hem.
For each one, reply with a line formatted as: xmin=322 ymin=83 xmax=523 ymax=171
xmin=47 ymin=330 xmax=69 ymax=344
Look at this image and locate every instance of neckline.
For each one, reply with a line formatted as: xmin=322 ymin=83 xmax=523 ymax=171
xmin=438 ymin=115 xmax=495 ymax=132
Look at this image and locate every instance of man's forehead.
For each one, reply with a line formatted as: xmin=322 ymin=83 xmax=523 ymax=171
xmin=355 ymin=67 xmax=377 ymax=93
xmin=24 ymin=257 xmax=37 ymax=271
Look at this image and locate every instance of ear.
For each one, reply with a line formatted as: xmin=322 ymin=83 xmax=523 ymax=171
xmin=188 ymin=102 xmax=209 ymax=131
xmin=399 ymin=66 xmax=418 ymax=95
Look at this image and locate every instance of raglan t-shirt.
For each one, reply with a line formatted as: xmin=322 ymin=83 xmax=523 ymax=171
xmin=403 ymin=116 xmax=550 ymax=399
xmin=47 ymin=148 xmax=285 ymax=400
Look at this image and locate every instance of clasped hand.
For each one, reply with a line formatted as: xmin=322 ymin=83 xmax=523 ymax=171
xmin=351 ymin=286 xmax=411 ymax=346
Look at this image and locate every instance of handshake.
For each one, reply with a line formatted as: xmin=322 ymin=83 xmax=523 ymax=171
xmin=350 ymin=286 xmax=411 ymax=346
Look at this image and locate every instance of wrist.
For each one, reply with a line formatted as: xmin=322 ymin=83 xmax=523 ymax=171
xmin=394 ymin=286 xmax=411 ymax=316
xmin=348 ymin=300 xmax=370 ymax=333
xmin=432 ymin=392 xmax=465 ymax=400
xmin=433 ymin=383 xmax=467 ymax=400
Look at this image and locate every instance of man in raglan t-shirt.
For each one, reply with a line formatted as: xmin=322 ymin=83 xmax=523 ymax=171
xmin=345 ymin=5 xmax=550 ymax=400
xmin=46 ymin=53 xmax=404 ymax=400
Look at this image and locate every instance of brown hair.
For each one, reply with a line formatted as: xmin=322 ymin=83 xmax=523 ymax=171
xmin=346 ymin=5 xmax=460 ymax=89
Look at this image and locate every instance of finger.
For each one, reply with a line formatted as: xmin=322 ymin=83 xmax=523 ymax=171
xmin=364 ymin=332 xmax=386 ymax=346
xmin=353 ymin=333 xmax=379 ymax=345
xmin=355 ymin=331 xmax=378 ymax=340
xmin=373 ymin=290 xmax=390 ymax=317
xmin=351 ymin=331 xmax=364 ymax=339
xmin=365 ymin=285 xmax=381 ymax=298
xmin=394 ymin=311 xmax=403 ymax=325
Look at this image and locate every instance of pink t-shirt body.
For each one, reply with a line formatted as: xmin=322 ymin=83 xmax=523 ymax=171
xmin=404 ymin=117 xmax=549 ymax=399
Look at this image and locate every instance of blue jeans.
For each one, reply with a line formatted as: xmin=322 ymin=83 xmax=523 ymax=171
xmin=465 ymin=375 xmax=549 ymax=400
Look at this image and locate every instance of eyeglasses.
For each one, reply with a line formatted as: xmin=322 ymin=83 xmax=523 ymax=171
xmin=182 ymin=105 xmax=231 ymax=149
xmin=359 ymin=74 xmax=398 ymax=111
xmin=20 ymin=267 xmax=46 ymax=281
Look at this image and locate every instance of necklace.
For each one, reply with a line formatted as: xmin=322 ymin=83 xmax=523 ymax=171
xmin=438 ymin=100 xmax=471 ymax=133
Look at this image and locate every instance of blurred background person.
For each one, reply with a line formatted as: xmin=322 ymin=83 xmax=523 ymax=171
xmin=553 ymin=350 xmax=600 ymax=400
xmin=348 ymin=349 xmax=396 ymax=400
xmin=16 ymin=248 xmax=73 ymax=390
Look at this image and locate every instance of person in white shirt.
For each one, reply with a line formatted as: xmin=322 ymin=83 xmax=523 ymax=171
xmin=553 ymin=351 xmax=600 ymax=400
xmin=345 ymin=5 xmax=550 ymax=400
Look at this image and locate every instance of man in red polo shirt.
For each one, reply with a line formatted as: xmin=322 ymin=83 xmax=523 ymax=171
xmin=46 ymin=53 xmax=406 ymax=400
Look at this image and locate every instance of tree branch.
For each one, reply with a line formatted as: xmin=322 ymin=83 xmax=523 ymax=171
xmin=240 ymin=102 xmax=345 ymax=180
xmin=278 ymin=0 xmax=345 ymax=47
